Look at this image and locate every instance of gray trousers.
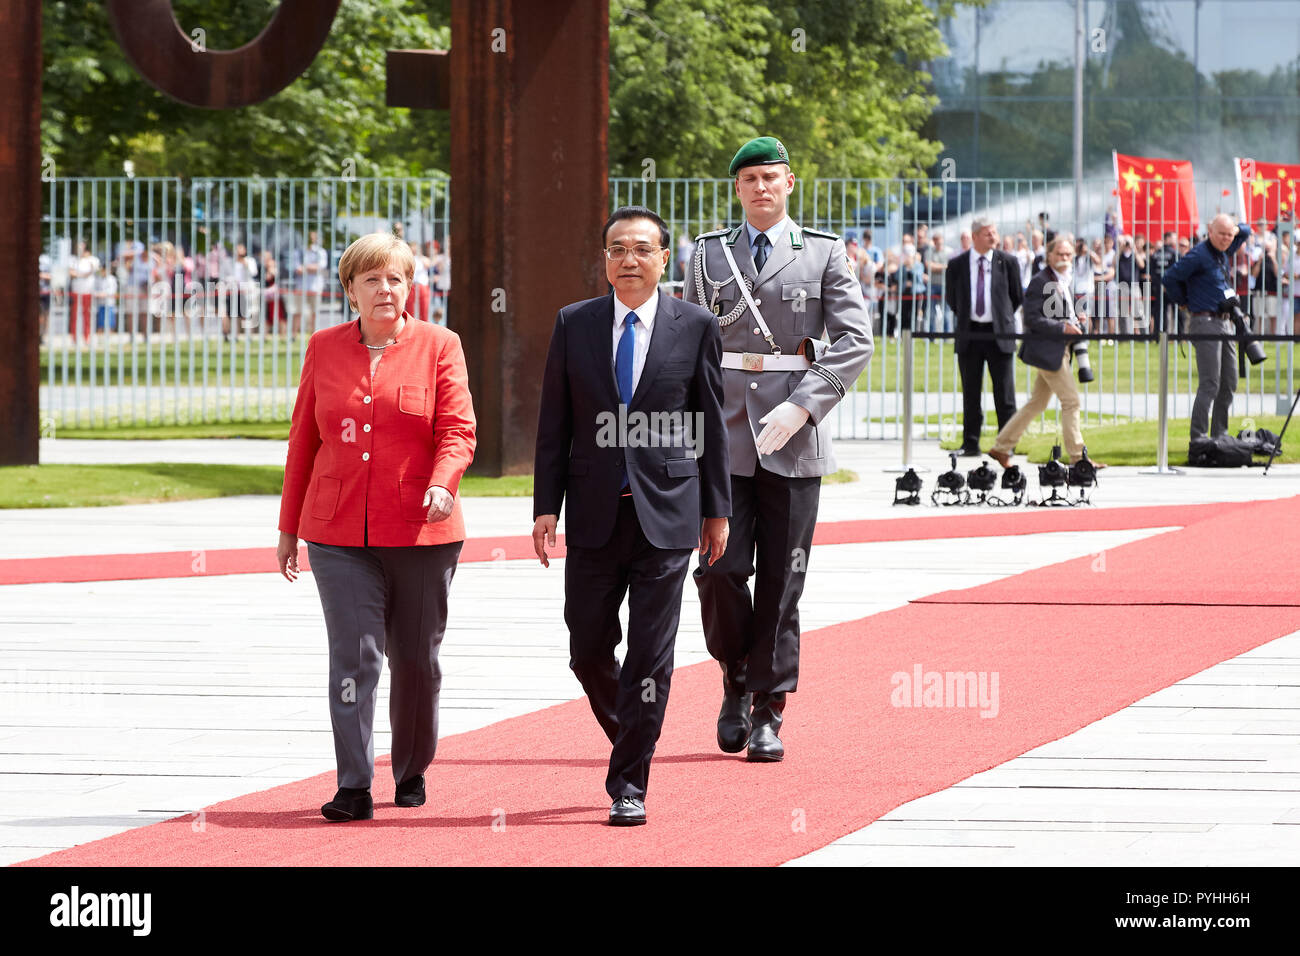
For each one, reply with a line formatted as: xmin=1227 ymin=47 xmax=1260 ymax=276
xmin=307 ymin=541 xmax=462 ymax=790
xmin=1188 ymin=313 xmax=1237 ymax=440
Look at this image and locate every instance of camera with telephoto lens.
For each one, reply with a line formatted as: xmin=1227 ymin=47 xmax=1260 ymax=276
xmin=1218 ymin=292 xmax=1267 ymax=367
xmin=1070 ymin=308 xmax=1094 ymax=383
xmin=1071 ymin=340 xmax=1094 ymax=383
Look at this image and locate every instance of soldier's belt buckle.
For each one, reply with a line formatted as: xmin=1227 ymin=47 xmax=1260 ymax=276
xmin=741 ymin=352 xmax=764 ymax=371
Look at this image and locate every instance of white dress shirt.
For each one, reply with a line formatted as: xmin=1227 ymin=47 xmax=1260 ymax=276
xmin=969 ymin=247 xmax=994 ymax=322
xmin=612 ymin=289 xmax=658 ymax=395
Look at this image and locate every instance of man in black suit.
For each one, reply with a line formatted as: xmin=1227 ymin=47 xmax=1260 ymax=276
xmin=945 ymin=216 xmax=1023 ymax=455
xmin=532 ymin=205 xmax=731 ymax=827
xmin=987 ymin=233 xmax=1105 ymax=469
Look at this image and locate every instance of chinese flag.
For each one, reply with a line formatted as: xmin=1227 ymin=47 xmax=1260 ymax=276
xmin=1113 ymin=151 xmax=1199 ymax=241
xmin=1234 ymin=158 xmax=1300 ymax=228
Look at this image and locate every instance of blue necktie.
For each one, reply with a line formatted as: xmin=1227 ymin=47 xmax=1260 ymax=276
xmin=616 ymin=312 xmax=638 ymax=405
xmin=753 ymin=232 xmax=770 ymax=272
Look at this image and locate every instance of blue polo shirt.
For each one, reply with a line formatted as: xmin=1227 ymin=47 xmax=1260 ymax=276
xmin=1160 ymin=225 xmax=1249 ymax=313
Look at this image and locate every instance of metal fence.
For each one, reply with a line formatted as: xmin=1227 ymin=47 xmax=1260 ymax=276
xmin=40 ymin=176 xmax=1299 ymax=441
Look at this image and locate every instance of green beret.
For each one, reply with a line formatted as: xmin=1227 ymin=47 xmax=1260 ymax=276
xmin=729 ymin=136 xmax=790 ymax=177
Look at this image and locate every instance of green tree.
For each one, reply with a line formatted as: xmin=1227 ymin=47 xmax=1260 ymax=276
xmin=41 ymin=0 xmax=447 ymax=178
xmin=610 ymin=0 xmax=977 ymax=180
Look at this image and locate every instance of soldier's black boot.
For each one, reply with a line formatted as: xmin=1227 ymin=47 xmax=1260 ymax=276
xmin=746 ymin=692 xmax=787 ymax=762
xmin=716 ymin=664 xmax=752 ymax=754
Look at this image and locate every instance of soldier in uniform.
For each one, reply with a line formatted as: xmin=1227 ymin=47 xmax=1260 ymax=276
xmin=686 ymin=137 xmax=873 ymax=761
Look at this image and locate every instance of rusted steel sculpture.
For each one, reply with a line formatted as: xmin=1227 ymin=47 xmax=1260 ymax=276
xmin=8 ymin=0 xmax=607 ymax=473
xmin=105 ymin=0 xmax=342 ymax=108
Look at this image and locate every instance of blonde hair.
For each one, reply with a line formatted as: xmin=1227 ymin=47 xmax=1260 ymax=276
xmin=338 ymin=232 xmax=415 ymax=310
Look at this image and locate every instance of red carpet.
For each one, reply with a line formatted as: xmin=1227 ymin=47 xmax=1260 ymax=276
xmin=20 ymin=495 xmax=1300 ymax=867
xmin=0 ymin=499 xmax=1250 ymax=586
xmin=919 ymin=495 xmax=1300 ymax=607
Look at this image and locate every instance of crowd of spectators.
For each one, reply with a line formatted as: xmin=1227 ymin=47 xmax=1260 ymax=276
xmin=841 ymin=216 xmax=1300 ymax=341
xmin=38 ymin=224 xmax=452 ymax=348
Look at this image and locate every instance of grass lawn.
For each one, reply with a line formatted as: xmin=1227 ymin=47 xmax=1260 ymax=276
xmin=858 ymin=338 xmax=1297 ymax=396
xmin=41 ymin=336 xmax=309 ymax=387
xmin=0 ymin=465 xmax=533 ymax=508
xmin=55 ymin=422 xmax=291 ymax=440
xmin=0 ymin=463 xmax=855 ymax=510
xmin=937 ymin=415 xmax=1299 ymax=466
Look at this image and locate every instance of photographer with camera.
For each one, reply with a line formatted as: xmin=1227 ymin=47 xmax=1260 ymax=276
xmin=988 ymin=234 xmax=1105 ymax=470
xmin=1161 ymin=215 xmax=1252 ymax=440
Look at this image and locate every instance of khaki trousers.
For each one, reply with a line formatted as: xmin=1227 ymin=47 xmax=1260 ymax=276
xmin=990 ymin=359 xmax=1084 ymax=462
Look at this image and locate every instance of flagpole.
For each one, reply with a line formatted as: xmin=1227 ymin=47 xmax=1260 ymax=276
xmin=1073 ymin=0 xmax=1084 ymax=236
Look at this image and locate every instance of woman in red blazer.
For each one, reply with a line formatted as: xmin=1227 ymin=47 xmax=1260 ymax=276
xmin=276 ymin=232 xmax=476 ymax=822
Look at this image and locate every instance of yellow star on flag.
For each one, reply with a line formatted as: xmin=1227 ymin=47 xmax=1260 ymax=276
xmin=1121 ymin=166 xmax=1142 ymax=192
xmin=1279 ymin=169 xmax=1288 ymax=180
xmin=1252 ymin=173 xmax=1269 ymax=197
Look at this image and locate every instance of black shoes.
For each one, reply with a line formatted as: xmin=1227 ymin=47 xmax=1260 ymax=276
xmin=958 ymin=445 xmax=982 ymax=457
xmin=321 ymin=787 xmax=373 ymax=822
xmin=608 ymin=796 xmax=646 ymax=826
xmin=394 ymin=775 xmax=426 ymax=808
xmin=716 ymin=666 xmax=753 ymax=753
xmin=747 ymin=692 xmax=787 ymax=762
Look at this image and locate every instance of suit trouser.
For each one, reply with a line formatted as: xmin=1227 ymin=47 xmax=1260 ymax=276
xmin=990 ymin=358 xmax=1084 ymax=462
xmin=957 ymin=336 xmax=1017 ymax=450
xmin=694 ymin=466 xmax=821 ymax=696
xmin=565 ymin=495 xmax=691 ymax=801
xmin=307 ymin=540 xmax=462 ymax=790
xmin=1188 ymin=313 xmax=1238 ymax=440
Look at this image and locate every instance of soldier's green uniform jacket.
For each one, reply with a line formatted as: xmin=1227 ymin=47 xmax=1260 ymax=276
xmin=685 ymin=217 xmax=874 ymax=477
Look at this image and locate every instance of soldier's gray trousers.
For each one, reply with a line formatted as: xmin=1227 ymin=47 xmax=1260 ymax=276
xmin=307 ymin=540 xmax=462 ymax=790
xmin=694 ymin=466 xmax=820 ymax=695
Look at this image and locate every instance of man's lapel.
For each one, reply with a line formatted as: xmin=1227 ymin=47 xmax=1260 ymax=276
xmin=990 ymin=251 xmax=1006 ymax=314
xmin=756 ymin=218 xmax=797 ymax=287
xmin=590 ymin=293 xmax=621 ymax=406
xmin=732 ymin=226 xmax=758 ymax=282
xmin=629 ymin=292 xmax=681 ymax=409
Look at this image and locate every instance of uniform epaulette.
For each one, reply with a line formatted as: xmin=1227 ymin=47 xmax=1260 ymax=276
xmin=801 ymin=227 xmax=840 ymax=241
xmin=694 ymin=227 xmax=729 ymax=241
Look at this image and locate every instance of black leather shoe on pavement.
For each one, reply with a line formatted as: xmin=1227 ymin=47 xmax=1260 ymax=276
xmin=958 ymin=446 xmax=982 ymax=457
xmin=717 ymin=666 xmax=753 ymax=753
xmin=394 ymin=775 xmax=425 ymax=808
xmin=608 ymin=796 xmax=646 ymax=826
xmin=747 ymin=692 xmax=787 ymax=762
xmin=321 ymin=787 xmax=373 ymax=822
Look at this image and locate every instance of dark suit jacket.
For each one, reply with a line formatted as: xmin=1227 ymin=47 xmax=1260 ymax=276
xmin=944 ymin=248 xmax=1023 ymax=354
xmin=1018 ymin=267 xmax=1077 ymax=372
xmin=533 ymin=291 xmax=730 ymax=551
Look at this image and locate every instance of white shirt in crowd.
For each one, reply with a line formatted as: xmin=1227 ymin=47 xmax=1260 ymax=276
xmin=93 ymin=272 xmax=118 ymax=302
xmin=299 ymin=245 xmax=328 ymax=292
xmin=71 ymin=253 xmax=99 ymax=294
xmin=1073 ymin=254 xmax=1093 ymax=294
xmin=611 ymin=289 xmax=657 ymax=394
xmin=968 ymin=246 xmax=994 ymax=323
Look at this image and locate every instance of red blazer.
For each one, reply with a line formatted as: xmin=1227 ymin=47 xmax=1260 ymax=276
xmin=278 ymin=316 xmax=476 ymax=546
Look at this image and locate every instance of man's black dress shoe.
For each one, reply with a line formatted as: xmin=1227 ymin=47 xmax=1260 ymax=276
xmin=321 ymin=787 xmax=373 ymax=822
xmin=958 ymin=446 xmax=982 ymax=457
xmin=608 ymin=796 xmax=646 ymax=826
xmin=394 ymin=775 xmax=425 ymax=808
xmin=717 ymin=667 xmax=753 ymax=754
xmin=747 ymin=692 xmax=787 ymax=762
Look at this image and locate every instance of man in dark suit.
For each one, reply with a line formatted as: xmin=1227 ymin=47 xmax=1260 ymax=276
xmin=532 ymin=205 xmax=731 ymax=827
xmin=987 ymin=233 xmax=1104 ymax=469
xmin=945 ymin=216 xmax=1023 ymax=455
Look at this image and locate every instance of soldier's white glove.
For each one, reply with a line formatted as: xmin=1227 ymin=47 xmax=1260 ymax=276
xmin=756 ymin=401 xmax=811 ymax=456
